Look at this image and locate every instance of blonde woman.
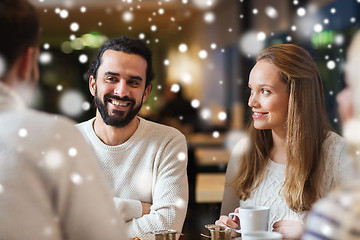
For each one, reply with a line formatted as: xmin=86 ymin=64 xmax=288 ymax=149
xmin=215 ymin=44 xmax=357 ymax=240
xmin=303 ymin=31 xmax=360 ymax=240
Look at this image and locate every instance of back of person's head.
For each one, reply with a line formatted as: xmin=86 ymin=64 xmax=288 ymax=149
xmin=346 ymin=31 xmax=360 ymax=120
xmin=0 ymin=0 xmax=40 ymax=79
xmin=89 ymin=36 xmax=155 ymax=87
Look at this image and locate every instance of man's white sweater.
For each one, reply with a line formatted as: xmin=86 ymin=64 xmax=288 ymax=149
xmin=76 ymin=117 xmax=188 ymax=240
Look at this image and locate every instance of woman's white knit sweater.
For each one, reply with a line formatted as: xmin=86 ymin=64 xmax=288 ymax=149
xmin=76 ymin=117 xmax=188 ymax=240
xmin=221 ymin=132 xmax=358 ymax=230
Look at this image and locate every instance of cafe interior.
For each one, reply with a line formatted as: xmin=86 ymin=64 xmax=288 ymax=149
xmin=28 ymin=0 xmax=360 ymax=239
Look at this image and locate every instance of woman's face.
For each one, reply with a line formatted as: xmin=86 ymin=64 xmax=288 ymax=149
xmin=336 ymin=76 xmax=354 ymax=124
xmin=248 ymin=60 xmax=290 ymax=135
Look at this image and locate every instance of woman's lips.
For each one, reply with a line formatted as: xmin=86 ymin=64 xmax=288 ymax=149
xmin=252 ymin=111 xmax=268 ymax=119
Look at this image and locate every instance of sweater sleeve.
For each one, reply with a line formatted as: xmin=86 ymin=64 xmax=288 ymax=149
xmin=125 ymin=133 xmax=188 ymax=240
xmin=220 ymin=138 xmax=249 ymax=215
xmin=113 ymin=197 xmax=142 ymax=221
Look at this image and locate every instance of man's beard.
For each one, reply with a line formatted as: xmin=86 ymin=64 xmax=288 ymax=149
xmin=94 ymin=88 xmax=144 ymax=128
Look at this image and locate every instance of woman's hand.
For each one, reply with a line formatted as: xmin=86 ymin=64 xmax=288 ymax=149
xmin=215 ymin=207 xmax=240 ymax=229
xmin=272 ymin=219 xmax=304 ymax=240
xmin=214 ymin=208 xmax=240 ymax=238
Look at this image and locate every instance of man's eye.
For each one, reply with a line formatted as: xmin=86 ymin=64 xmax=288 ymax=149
xmin=129 ymin=80 xmax=140 ymax=86
xmin=106 ymin=77 xmax=116 ymax=81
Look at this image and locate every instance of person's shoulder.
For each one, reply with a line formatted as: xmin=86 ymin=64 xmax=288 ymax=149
xmin=139 ymin=117 xmax=185 ymax=138
xmin=232 ymin=136 xmax=250 ymax=156
xmin=322 ymin=131 xmax=345 ymax=150
xmin=75 ymin=118 xmax=94 ymax=131
xmin=24 ymin=108 xmax=76 ymax=130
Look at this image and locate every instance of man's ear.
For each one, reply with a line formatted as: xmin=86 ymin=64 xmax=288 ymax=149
xmin=89 ymin=75 xmax=96 ymax=97
xmin=142 ymin=85 xmax=152 ymax=103
xmin=17 ymin=47 xmax=37 ymax=83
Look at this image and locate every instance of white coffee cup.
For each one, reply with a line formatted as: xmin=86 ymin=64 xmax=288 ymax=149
xmin=228 ymin=205 xmax=270 ymax=233
xmin=241 ymin=231 xmax=282 ymax=240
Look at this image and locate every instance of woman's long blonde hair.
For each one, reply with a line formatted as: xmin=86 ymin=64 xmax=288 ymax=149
xmin=231 ymin=44 xmax=331 ymax=212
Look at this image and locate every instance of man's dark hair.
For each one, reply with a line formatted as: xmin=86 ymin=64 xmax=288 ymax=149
xmin=89 ymin=36 xmax=155 ymax=88
xmin=0 ymin=0 xmax=40 ymax=75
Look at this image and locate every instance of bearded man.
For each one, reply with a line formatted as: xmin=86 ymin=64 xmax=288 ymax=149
xmin=76 ymin=36 xmax=188 ymax=240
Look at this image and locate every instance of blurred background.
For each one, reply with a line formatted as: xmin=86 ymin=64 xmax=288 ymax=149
xmin=28 ymin=0 xmax=360 ymax=239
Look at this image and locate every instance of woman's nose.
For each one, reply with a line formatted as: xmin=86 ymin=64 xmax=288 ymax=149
xmin=248 ymin=93 xmax=260 ymax=108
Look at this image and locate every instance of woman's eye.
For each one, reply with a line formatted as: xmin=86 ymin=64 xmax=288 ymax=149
xmin=262 ymin=89 xmax=271 ymax=95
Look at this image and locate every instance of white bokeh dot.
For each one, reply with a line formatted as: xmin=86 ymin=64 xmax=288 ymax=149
xmin=68 ymin=148 xmax=78 ymax=157
xmin=44 ymin=150 xmax=63 ymax=170
xmin=59 ymin=90 xmax=85 ymax=117
xmin=82 ymin=101 xmax=91 ymax=111
xmin=164 ymin=59 xmax=170 ymax=66
xmin=297 ymin=7 xmax=306 ymax=17
xmin=191 ymin=99 xmax=200 ymax=108
xmin=18 ymin=128 xmax=28 ymax=138
xmin=327 ymin=60 xmax=336 ymax=70
xmin=150 ymin=25 xmax=157 ymax=32
xmin=257 ymin=31 xmax=266 ymax=41
xmin=56 ymin=85 xmax=63 ymax=91
xmin=39 ymin=52 xmax=52 ymax=64
xmin=218 ymin=111 xmax=227 ymax=121
xmin=158 ymin=8 xmax=165 ymax=14
xmin=198 ymin=50 xmax=208 ymax=59
xmin=80 ymin=6 xmax=87 ymax=13
xmin=122 ymin=11 xmax=134 ymax=22
xmin=70 ymin=173 xmax=83 ymax=185
xmin=265 ymin=6 xmax=278 ymax=19
xmin=210 ymin=43 xmax=217 ymax=49
xmin=201 ymin=108 xmax=211 ymax=120
xmin=175 ymin=198 xmax=186 ymax=209
xmin=70 ymin=22 xmax=79 ymax=32
xmin=314 ymin=24 xmax=323 ymax=33
xmin=170 ymin=83 xmax=180 ymax=93
xmin=204 ymin=12 xmax=215 ymax=23
xmin=212 ymin=131 xmax=220 ymax=138
xmin=78 ymin=54 xmax=88 ymax=64
xmin=178 ymin=43 xmax=188 ymax=53
xmin=43 ymin=43 xmax=50 ymax=50
xmin=60 ymin=9 xmax=69 ymax=19
xmin=139 ymin=33 xmax=145 ymax=39
xmin=43 ymin=226 xmax=53 ymax=236
xmin=239 ymin=31 xmax=265 ymax=57
xmin=177 ymin=152 xmax=186 ymax=161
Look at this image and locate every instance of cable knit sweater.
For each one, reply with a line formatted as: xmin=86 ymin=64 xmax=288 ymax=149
xmin=76 ymin=117 xmax=188 ymax=240
xmin=220 ymin=132 xmax=358 ymax=230
xmin=0 ymin=82 xmax=127 ymax=240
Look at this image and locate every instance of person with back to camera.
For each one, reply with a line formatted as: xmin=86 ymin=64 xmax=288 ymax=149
xmin=302 ymin=30 xmax=360 ymax=240
xmin=214 ymin=44 xmax=358 ymax=240
xmin=76 ymin=36 xmax=188 ymax=240
xmin=0 ymin=0 xmax=128 ymax=239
